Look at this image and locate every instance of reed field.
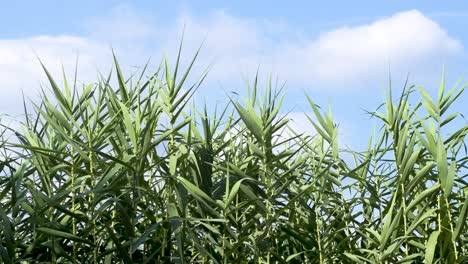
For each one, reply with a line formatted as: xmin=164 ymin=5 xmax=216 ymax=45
xmin=0 ymin=45 xmax=467 ymax=263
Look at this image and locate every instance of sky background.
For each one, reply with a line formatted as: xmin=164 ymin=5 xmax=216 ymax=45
xmin=1 ymin=1 xmax=467 ymax=150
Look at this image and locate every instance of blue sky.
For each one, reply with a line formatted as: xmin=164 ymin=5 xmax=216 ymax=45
xmin=1 ymin=1 xmax=467 ymax=149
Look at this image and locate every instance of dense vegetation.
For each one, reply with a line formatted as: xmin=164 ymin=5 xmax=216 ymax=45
xmin=0 ymin=45 xmax=467 ymax=263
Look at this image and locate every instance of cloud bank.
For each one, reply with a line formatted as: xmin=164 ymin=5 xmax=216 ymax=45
xmin=178 ymin=9 xmax=462 ymax=86
xmin=0 ymin=8 xmax=463 ymax=114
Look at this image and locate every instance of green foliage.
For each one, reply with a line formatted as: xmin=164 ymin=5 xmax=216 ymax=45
xmin=0 ymin=46 xmax=467 ymax=263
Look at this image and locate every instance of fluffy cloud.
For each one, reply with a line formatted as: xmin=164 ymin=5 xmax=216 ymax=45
xmin=306 ymin=10 xmax=462 ymax=82
xmin=175 ymin=9 xmax=462 ymax=87
xmin=85 ymin=4 xmax=155 ymax=41
xmin=285 ymin=112 xmax=316 ymax=136
xmin=0 ymin=8 xmax=463 ymax=115
xmin=0 ymin=36 xmax=110 ymax=114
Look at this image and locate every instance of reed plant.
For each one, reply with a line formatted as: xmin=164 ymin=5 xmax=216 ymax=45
xmin=0 ymin=44 xmax=467 ymax=263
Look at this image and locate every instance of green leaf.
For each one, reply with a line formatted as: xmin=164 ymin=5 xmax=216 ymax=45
xmin=0 ymin=208 xmax=14 ymax=259
xmin=418 ymin=87 xmax=439 ymax=120
xmin=406 ymin=162 xmax=435 ymax=195
xmin=226 ymin=178 xmax=251 ymax=206
xmin=113 ymin=51 xmax=129 ymax=102
xmin=453 ymin=196 xmax=468 ymax=241
xmin=0 ymin=244 xmax=12 ymax=264
xmin=425 ymin=231 xmax=440 ymax=264
xmin=177 ymin=176 xmax=214 ymax=204
xmin=406 ymin=183 xmax=440 ymax=212
xmin=343 ymin=253 xmax=367 ymax=263
xmin=104 ymin=223 xmax=132 ymax=263
xmin=170 ymin=154 xmax=178 ymax=175
xmin=118 ymin=101 xmax=137 ymax=153
xmin=37 ymin=227 xmax=94 ymax=245
xmin=286 ymin=251 xmax=307 ymax=262
xmin=233 ymin=102 xmax=263 ymax=143
xmin=437 ymin=66 xmax=445 ymax=105
xmin=443 ymin=162 xmax=456 ymax=198
xmin=436 ymin=137 xmax=449 ymax=195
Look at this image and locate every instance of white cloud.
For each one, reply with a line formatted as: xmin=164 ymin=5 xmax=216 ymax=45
xmin=172 ymin=9 xmax=462 ymax=87
xmin=0 ymin=8 xmax=463 ymax=115
xmin=85 ymin=4 xmax=155 ymax=41
xmin=306 ymin=10 xmax=462 ymax=82
xmin=0 ymin=36 xmax=111 ymax=114
xmin=0 ymin=37 xmax=152 ymax=115
xmin=286 ymin=112 xmax=316 ymax=136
